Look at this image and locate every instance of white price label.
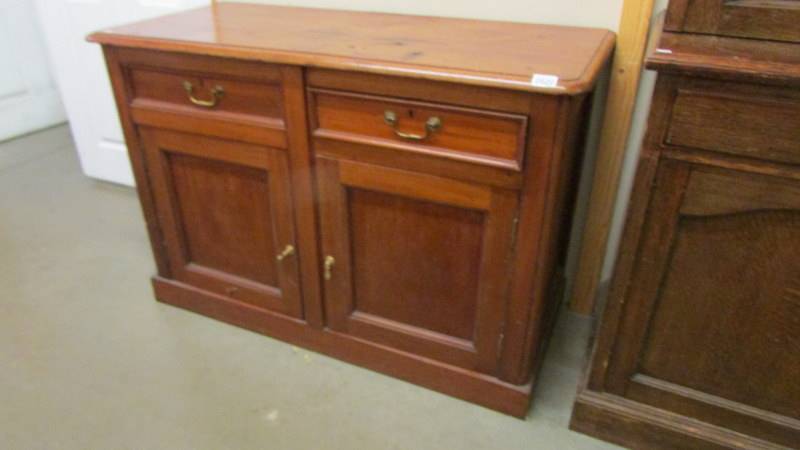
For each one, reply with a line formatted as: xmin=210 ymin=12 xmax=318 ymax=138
xmin=531 ymin=73 xmax=559 ymax=88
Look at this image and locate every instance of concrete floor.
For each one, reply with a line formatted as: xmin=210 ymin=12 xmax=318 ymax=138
xmin=0 ymin=125 xmax=620 ymax=450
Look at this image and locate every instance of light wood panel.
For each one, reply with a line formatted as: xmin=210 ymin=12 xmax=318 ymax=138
xmin=569 ymin=0 xmax=656 ymax=314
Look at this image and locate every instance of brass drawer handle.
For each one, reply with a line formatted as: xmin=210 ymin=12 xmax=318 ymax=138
xmin=182 ymin=80 xmax=224 ymax=108
xmin=276 ymin=244 xmax=295 ymax=261
xmin=323 ymin=255 xmax=335 ymax=280
xmin=383 ymin=110 xmax=442 ymax=141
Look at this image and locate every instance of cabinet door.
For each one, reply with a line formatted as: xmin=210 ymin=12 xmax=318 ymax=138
xmin=140 ymin=128 xmax=303 ymax=317
xmin=316 ymin=156 xmax=518 ymax=373
xmin=606 ymin=161 xmax=800 ymax=445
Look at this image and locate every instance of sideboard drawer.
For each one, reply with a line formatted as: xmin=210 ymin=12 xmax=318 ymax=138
xmin=129 ymin=67 xmax=285 ymax=122
xmin=117 ymin=48 xmax=289 ymax=147
xmin=310 ymin=89 xmax=528 ymax=170
xmin=666 ymin=88 xmax=800 ymax=165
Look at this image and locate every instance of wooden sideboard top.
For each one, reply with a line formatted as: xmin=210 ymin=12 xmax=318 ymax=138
xmin=88 ymin=2 xmax=614 ymax=95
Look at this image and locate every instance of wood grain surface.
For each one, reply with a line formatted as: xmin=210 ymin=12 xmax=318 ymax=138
xmin=571 ymin=17 xmax=800 ymax=444
xmin=568 ymin=0 xmax=655 ymax=314
xmin=88 ymin=2 xmax=614 ymax=94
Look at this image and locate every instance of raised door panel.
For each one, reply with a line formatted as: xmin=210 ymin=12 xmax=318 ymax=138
xmin=606 ymin=161 xmax=800 ymax=446
xmin=317 ymin=156 xmax=518 ymax=374
xmin=140 ymin=127 xmax=302 ymax=317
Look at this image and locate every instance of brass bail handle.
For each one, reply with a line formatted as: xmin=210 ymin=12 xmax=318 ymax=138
xmin=182 ymin=80 xmax=224 ymax=108
xmin=383 ymin=110 xmax=442 ymax=141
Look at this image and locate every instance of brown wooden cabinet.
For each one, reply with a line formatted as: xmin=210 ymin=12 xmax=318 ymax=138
xmin=570 ymin=16 xmax=800 ymax=450
xmin=89 ymin=2 xmax=614 ymax=417
xmin=665 ymin=0 xmax=800 ymax=43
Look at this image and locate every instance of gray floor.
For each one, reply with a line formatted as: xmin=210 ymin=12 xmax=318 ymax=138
xmin=0 ymin=125 xmax=620 ymax=450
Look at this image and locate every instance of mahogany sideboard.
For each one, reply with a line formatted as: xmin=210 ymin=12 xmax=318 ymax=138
xmin=570 ymin=11 xmax=800 ymax=449
xmin=89 ymin=2 xmax=614 ymax=417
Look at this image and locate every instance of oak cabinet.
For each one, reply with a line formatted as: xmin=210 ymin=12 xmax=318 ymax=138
xmin=601 ymin=159 xmax=800 ymax=440
xmin=90 ymin=2 xmax=613 ymax=417
xmin=570 ymin=18 xmax=800 ymax=449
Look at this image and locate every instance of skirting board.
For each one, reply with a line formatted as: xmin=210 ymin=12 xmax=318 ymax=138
xmin=570 ymin=389 xmax=789 ymax=450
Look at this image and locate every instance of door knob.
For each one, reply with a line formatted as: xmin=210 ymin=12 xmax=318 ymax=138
xmin=276 ymin=244 xmax=295 ymax=261
xmin=323 ymin=255 xmax=335 ymax=280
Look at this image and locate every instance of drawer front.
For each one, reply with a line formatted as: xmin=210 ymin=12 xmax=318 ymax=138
xmin=310 ymin=89 xmax=528 ymax=170
xmin=667 ymin=88 xmax=800 ymax=165
xmin=129 ymin=68 xmax=284 ymax=121
xmin=117 ymin=48 xmax=286 ymax=127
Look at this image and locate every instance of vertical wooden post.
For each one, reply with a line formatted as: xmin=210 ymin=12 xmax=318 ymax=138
xmin=569 ymin=0 xmax=656 ymax=314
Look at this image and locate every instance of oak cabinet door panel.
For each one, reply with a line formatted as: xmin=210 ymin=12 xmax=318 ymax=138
xmin=606 ymin=161 xmax=800 ymax=445
xmin=316 ymin=156 xmax=518 ymax=373
xmin=140 ymin=127 xmax=303 ymax=317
